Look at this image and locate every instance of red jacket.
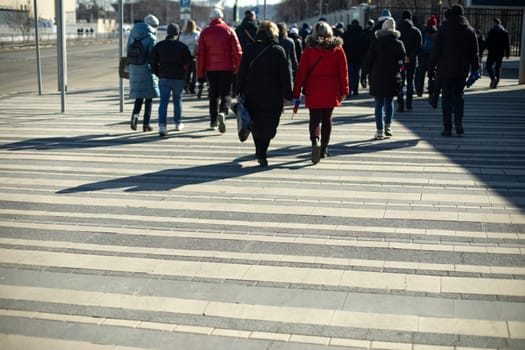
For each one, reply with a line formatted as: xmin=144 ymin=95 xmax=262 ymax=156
xmin=197 ymin=18 xmax=242 ymax=79
xmin=293 ymin=38 xmax=349 ymax=108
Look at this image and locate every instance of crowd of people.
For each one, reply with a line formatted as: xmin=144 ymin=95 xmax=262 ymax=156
xmin=125 ymin=4 xmax=510 ymax=166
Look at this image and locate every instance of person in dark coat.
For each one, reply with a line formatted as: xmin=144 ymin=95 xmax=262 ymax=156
xmin=428 ymin=4 xmax=480 ymax=137
xmin=485 ymin=17 xmax=510 ymax=89
xmin=150 ymin=23 xmax=193 ymax=137
xmin=361 ymin=18 xmax=406 ymax=140
xmin=397 ymin=10 xmax=422 ymax=112
xmin=277 ymin=22 xmax=298 ymax=77
xmin=288 ymin=27 xmax=303 ymax=63
xmin=236 ymin=10 xmax=258 ymax=51
xmin=236 ymin=20 xmax=293 ymax=167
xmin=299 ymin=22 xmax=311 ymax=44
xmin=415 ymin=15 xmax=438 ymax=98
xmin=362 ymin=19 xmax=375 ymax=50
xmin=127 ymin=15 xmax=160 ymax=132
xmin=342 ymin=19 xmax=365 ymax=96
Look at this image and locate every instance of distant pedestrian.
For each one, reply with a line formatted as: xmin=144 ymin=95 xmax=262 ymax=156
xmin=236 ymin=10 xmax=258 ymax=51
xmin=363 ymin=19 xmax=375 ymax=50
xmin=127 ymin=14 xmax=160 ymax=132
xmin=485 ymin=18 xmax=510 ymax=89
xmin=150 ymin=23 xmax=193 ymax=137
xmin=361 ymin=18 xmax=406 ymax=140
xmin=197 ymin=8 xmax=243 ymax=132
xmin=428 ymin=4 xmax=480 ymax=136
xmin=293 ymin=21 xmax=349 ymax=164
xmin=288 ymin=27 xmax=303 ymax=63
xmin=179 ymin=19 xmax=200 ymax=95
xmin=342 ymin=19 xmax=365 ymax=96
xmin=397 ymin=10 xmax=422 ymax=112
xmin=415 ymin=15 xmax=438 ymax=98
xmin=236 ymin=20 xmax=293 ymax=167
xmin=299 ymin=22 xmax=311 ymax=44
xmin=277 ymin=22 xmax=298 ymax=77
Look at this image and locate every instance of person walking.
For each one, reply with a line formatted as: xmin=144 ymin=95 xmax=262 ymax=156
xmin=179 ymin=19 xmax=200 ymax=95
xmin=293 ymin=21 xmax=349 ymax=164
xmin=361 ymin=18 xmax=406 ymax=140
xmin=277 ymin=22 xmax=298 ymax=77
xmin=288 ymin=27 xmax=303 ymax=63
xmin=197 ymin=8 xmax=242 ymax=133
xmin=397 ymin=10 xmax=422 ymax=112
xmin=127 ymin=15 xmax=160 ymax=132
xmin=150 ymin=24 xmax=193 ymax=137
xmin=236 ymin=20 xmax=293 ymax=167
xmin=236 ymin=10 xmax=258 ymax=51
xmin=485 ymin=17 xmax=510 ymax=89
xmin=428 ymin=4 xmax=480 ymax=136
xmin=342 ymin=19 xmax=365 ymax=96
xmin=415 ymin=15 xmax=438 ymax=99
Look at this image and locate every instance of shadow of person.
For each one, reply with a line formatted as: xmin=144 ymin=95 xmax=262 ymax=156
xmin=56 ymin=152 xmax=308 ymax=194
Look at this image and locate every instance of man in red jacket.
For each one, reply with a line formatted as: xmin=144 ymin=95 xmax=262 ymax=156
xmin=197 ymin=8 xmax=242 ymax=132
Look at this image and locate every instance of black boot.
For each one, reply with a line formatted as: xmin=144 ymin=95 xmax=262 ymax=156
xmin=311 ymin=137 xmax=321 ymax=164
xmin=320 ymin=143 xmax=329 ymax=158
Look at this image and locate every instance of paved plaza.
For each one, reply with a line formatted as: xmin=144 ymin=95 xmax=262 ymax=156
xmin=0 ymin=66 xmax=524 ymax=349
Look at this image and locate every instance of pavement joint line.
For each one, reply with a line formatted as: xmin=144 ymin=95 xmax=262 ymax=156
xmin=0 ymin=238 xmax=523 ymax=277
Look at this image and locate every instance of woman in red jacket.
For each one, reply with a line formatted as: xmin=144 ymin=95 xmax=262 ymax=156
xmin=293 ymin=21 xmax=349 ymax=164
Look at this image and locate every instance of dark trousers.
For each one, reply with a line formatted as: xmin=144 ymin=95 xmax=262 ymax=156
xmin=398 ymin=61 xmax=416 ymax=108
xmin=440 ymin=78 xmax=465 ymax=131
xmin=486 ymin=53 xmax=503 ymax=81
xmin=309 ymin=108 xmax=334 ymax=145
xmin=253 ymin=137 xmax=271 ymax=159
xmin=206 ymin=70 xmax=233 ymax=123
xmin=132 ymin=98 xmax=152 ymax=127
xmin=415 ymin=53 xmax=430 ymax=96
xmin=348 ymin=63 xmax=361 ymax=95
xmin=185 ymin=59 xmax=197 ymax=93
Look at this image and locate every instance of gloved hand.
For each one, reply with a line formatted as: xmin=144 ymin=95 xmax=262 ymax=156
xmin=293 ymin=99 xmax=301 ymax=113
xmin=360 ymin=76 xmax=367 ymax=89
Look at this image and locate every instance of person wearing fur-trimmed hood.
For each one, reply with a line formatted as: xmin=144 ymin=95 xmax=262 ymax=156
xmin=361 ymin=18 xmax=406 ymax=140
xmin=292 ymin=21 xmax=349 ymax=164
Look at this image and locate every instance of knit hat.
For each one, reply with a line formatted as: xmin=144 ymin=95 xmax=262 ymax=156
xmin=427 ymin=15 xmax=437 ymax=27
xmin=382 ymin=18 xmax=396 ymax=32
xmin=381 ymin=9 xmax=392 ymax=18
xmin=289 ymin=27 xmax=299 ymax=35
xmin=167 ymin=23 xmax=179 ymax=36
xmin=402 ymin=10 xmax=412 ymax=20
xmin=449 ymin=4 xmax=464 ymax=16
xmin=144 ymin=14 xmax=159 ymax=27
xmin=210 ymin=8 xmax=223 ymax=19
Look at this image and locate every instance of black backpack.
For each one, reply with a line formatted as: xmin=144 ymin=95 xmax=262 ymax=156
xmin=127 ymin=38 xmax=146 ymax=65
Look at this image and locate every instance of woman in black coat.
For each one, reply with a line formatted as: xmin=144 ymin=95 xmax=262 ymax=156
xmin=361 ymin=18 xmax=406 ymax=140
xmin=236 ymin=20 xmax=293 ymax=167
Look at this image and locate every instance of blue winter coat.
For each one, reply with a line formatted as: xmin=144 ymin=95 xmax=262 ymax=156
xmin=127 ymin=23 xmax=159 ymax=99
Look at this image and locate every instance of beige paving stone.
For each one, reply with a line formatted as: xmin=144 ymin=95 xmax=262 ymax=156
xmin=211 ymin=328 xmax=251 ymax=338
xmin=289 ymin=334 xmax=329 ymax=345
xmin=329 ymin=337 xmax=371 ymax=348
xmin=370 ymin=340 xmax=412 ymax=350
xmin=418 ymin=317 xmax=508 ymax=338
xmin=508 ymin=321 xmax=525 ymax=339
xmin=249 ymin=331 xmax=290 ymax=341
xmin=135 ymin=321 xmax=176 ymax=331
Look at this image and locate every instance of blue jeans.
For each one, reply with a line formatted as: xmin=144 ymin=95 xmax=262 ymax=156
xmin=440 ymin=78 xmax=465 ymax=130
xmin=374 ymin=96 xmax=394 ymax=131
xmin=158 ymin=78 xmax=185 ymax=126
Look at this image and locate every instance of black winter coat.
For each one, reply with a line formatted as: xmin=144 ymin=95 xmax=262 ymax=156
xmin=362 ymin=29 xmax=406 ymax=98
xmin=150 ymin=36 xmax=192 ymax=80
xmin=428 ymin=15 xmax=480 ymax=80
xmin=342 ymin=23 xmax=366 ymax=65
xmin=486 ymin=24 xmax=510 ymax=59
xmin=236 ymin=38 xmax=293 ymax=138
xmin=398 ymin=19 xmax=422 ymax=62
xmin=236 ymin=18 xmax=258 ymax=50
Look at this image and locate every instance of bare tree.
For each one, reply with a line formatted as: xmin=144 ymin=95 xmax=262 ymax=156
xmin=6 ymin=0 xmax=34 ymax=43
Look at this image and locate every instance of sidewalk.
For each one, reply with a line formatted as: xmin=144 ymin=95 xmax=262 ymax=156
xmin=0 ymin=75 xmax=524 ymax=349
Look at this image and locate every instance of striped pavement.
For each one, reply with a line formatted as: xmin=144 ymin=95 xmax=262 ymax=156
xmin=0 ymin=76 xmax=524 ymax=350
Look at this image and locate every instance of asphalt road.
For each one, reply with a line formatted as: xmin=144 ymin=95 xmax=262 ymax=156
xmin=0 ymin=40 xmax=121 ymax=96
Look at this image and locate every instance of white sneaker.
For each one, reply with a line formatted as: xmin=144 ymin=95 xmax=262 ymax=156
xmin=374 ymin=130 xmax=384 ymax=140
xmin=217 ymin=113 xmax=226 ymax=133
xmin=175 ymin=123 xmax=184 ymax=131
xmin=159 ymin=124 xmax=168 ymax=137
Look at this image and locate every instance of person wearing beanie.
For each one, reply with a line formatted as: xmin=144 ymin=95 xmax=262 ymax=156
xmin=428 ymin=4 xmax=480 ymax=136
xmin=361 ymin=17 xmax=406 ymax=140
xmin=288 ymin=27 xmax=303 ymax=62
xmin=150 ymin=23 xmax=192 ymax=136
xmin=485 ymin=17 xmax=510 ymax=88
xmin=369 ymin=8 xmax=393 ymax=48
xmin=197 ymin=7 xmax=242 ymax=132
xmin=235 ymin=10 xmax=258 ymax=51
xmin=415 ymin=15 xmax=439 ymax=99
xmin=397 ymin=8 xmax=422 ymax=112
xmin=127 ymin=14 xmax=160 ymax=132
